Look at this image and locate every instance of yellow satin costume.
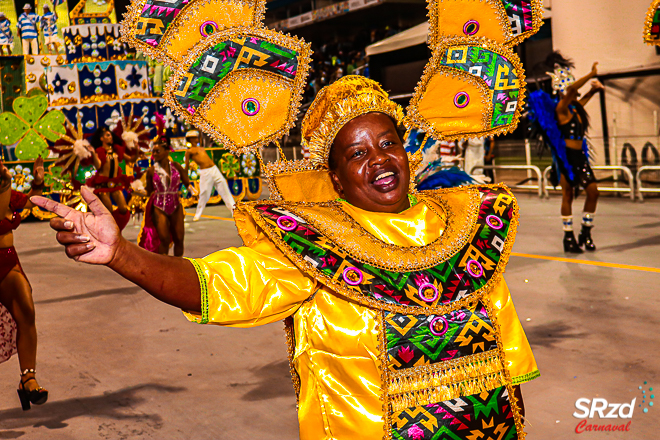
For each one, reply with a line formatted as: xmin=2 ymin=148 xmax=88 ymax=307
xmin=184 ymin=187 xmax=539 ymax=440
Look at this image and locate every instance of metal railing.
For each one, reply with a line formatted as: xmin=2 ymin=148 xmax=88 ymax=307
xmin=470 ymin=165 xmax=543 ymax=197
xmin=541 ymin=165 xmax=636 ymax=201
xmin=636 ymin=165 xmax=660 ymax=202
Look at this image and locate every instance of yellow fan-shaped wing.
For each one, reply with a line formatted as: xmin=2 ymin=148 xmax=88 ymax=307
xmin=164 ymin=27 xmax=311 ymax=154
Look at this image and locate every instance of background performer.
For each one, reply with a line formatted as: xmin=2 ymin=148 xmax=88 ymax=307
xmin=184 ymin=130 xmax=235 ymax=220
xmin=0 ymin=157 xmax=48 ymax=411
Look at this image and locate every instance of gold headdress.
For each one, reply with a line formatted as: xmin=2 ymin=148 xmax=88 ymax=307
xmin=302 ymin=76 xmax=405 ymax=167
xmin=121 ymin=0 xmax=542 ymax=202
xmin=644 ymin=0 xmax=660 ymax=45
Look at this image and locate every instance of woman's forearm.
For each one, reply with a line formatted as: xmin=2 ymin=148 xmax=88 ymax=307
xmin=108 ymin=238 xmax=201 ymax=311
xmin=567 ymin=70 xmax=596 ymax=96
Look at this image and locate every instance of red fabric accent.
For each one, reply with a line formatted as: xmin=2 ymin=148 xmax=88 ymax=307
xmin=112 ymin=209 xmax=130 ymax=231
xmin=86 ymin=174 xmax=133 ymax=194
xmin=0 ymin=191 xmax=29 ymax=235
xmin=0 ymin=246 xmax=20 ymax=281
xmin=95 ymin=144 xmax=126 ymax=167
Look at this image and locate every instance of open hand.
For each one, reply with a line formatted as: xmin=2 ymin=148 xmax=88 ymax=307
xmin=30 ymin=186 xmax=123 ymax=265
xmin=591 ymin=62 xmax=599 ymax=76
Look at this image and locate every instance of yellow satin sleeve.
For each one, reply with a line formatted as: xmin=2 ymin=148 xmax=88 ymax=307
xmin=182 ymin=227 xmax=317 ymax=327
xmin=489 ymin=278 xmax=540 ymax=385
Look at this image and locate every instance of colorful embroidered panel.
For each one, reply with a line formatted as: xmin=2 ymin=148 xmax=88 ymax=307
xmin=385 ymin=302 xmax=496 ymax=369
xmin=441 ymin=44 xmax=520 ymax=128
xmin=250 ymin=186 xmax=516 ymax=314
xmin=174 ymin=36 xmax=299 ymax=113
xmin=504 ymin=0 xmax=539 ymax=37
xmin=133 ymin=0 xmax=186 ymax=48
xmin=391 ymin=386 xmax=519 ymax=440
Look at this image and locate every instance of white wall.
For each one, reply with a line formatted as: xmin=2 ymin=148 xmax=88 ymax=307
xmin=551 ymin=0 xmax=660 ymax=164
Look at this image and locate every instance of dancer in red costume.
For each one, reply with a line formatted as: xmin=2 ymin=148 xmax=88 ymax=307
xmin=0 ymin=157 xmax=48 ymax=410
xmin=86 ymin=126 xmax=135 ymax=230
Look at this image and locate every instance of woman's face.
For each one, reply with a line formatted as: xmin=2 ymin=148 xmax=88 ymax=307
xmin=152 ymin=143 xmax=169 ymax=162
xmin=100 ymin=129 xmax=113 ymax=146
xmin=328 ymin=112 xmax=410 ymax=213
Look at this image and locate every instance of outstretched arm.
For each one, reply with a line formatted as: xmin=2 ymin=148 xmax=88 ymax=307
xmin=31 ymin=187 xmax=201 ymax=311
xmin=579 ymin=80 xmax=605 ymax=107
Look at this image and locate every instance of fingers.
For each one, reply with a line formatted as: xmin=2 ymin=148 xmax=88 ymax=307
xmin=31 ymin=195 xmax=75 ymax=217
xmin=64 ymin=242 xmax=96 ymax=260
xmin=80 ymin=186 xmax=110 ymax=216
xmin=56 ymin=231 xmax=90 ymax=244
xmin=50 ymin=217 xmax=75 ymax=231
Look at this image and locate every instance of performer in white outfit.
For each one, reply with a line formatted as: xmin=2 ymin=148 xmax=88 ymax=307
xmin=184 ymin=130 xmax=235 ymax=220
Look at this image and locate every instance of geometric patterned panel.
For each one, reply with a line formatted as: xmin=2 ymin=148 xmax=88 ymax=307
xmin=249 ymin=186 xmax=516 ymax=314
xmin=385 ymin=301 xmax=497 ymax=369
xmin=391 ymin=386 xmax=519 ymax=440
xmin=439 ymin=44 xmax=521 ymax=128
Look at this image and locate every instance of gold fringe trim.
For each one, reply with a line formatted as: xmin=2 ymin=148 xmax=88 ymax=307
xmin=388 ymin=350 xmax=503 ymax=395
xmin=389 ymin=370 xmax=507 ymax=412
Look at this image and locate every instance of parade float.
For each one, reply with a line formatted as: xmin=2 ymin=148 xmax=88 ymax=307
xmin=0 ymin=0 xmax=262 ymax=220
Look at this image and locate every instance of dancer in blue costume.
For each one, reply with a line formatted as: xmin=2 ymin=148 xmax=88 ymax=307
xmin=529 ymin=52 xmax=604 ymax=253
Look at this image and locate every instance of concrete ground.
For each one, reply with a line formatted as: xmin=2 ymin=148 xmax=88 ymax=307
xmin=0 ymin=192 xmax=659 ymax=439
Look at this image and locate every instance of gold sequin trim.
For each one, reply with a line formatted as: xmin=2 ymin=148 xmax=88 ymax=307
xmin=283 ymin=316 xmax=301 ymax=406
xmin=644 ymin=0 xmax=660 ymax=45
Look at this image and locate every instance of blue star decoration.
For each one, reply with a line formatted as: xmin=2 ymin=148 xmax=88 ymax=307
xmin=52 ymin=73 xmax=68 ymax=94
xmin=126 ymin=66 xmax=143 ymax=88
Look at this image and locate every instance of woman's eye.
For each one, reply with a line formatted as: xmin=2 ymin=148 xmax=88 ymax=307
xmin=351 ymin=150 xmax=364 ymax=159
xmin=381 ymin=141 xmax=394 ymax=148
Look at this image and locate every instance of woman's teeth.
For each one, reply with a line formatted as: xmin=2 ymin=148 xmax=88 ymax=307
xmin=375 ymin=171 xmax=394 ymax=181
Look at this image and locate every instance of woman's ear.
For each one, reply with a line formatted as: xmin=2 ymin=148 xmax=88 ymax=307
xmin=328 ymin=171 xmax=345 ymax=198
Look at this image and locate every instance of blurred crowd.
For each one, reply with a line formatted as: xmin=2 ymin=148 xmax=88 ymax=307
xmin=302 ymin=25 xmax=402 ymax=102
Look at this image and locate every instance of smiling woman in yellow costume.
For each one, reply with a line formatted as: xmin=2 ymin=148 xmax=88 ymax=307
xmin=34 ymin=0 xmax=544 ymax=438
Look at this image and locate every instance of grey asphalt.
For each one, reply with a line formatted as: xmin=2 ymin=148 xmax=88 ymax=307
xmin=0 ymin=192 xmax=658 ymax=439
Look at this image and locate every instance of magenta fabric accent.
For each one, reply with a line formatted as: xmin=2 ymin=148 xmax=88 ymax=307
xmin=153 ymin=162 xmax=181 ymax=216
